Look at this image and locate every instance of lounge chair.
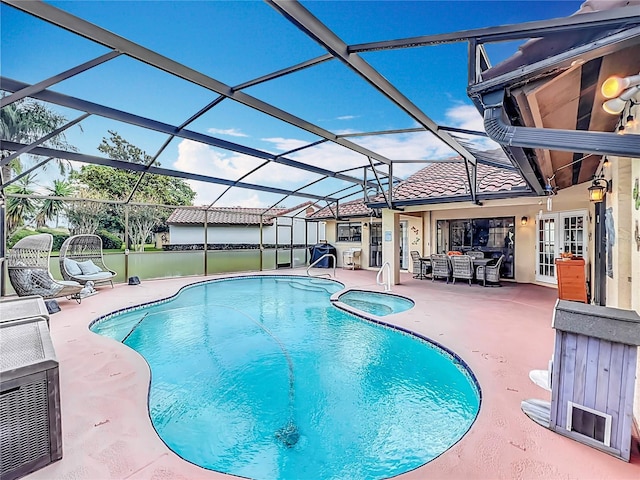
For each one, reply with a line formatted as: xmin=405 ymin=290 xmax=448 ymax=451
xmin=8 ymin=233 xmax=83 ymax=302
xmin=450 ymin=254 xmax=474 ymax=285
xmin=59 ymin=234 xmax=116 ymax=288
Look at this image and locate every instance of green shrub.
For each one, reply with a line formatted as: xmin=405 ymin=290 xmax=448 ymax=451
xmin=7 ymin=228 xmax=39 ymax=249
xmin=97 ymin=229 xmax=123 ymax=250
xmin=37 ymin=227 xmax=69 ymax=251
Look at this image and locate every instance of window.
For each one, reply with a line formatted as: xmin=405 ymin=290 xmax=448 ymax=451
xmin=337 ymin=222 xmax=362 ymax=242
xmin=436 ymin=216 xmax=515 ymax=279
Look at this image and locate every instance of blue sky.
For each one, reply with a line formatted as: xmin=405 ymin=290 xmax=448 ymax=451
xmin=1 ymin=0 xmax=584 ymax=207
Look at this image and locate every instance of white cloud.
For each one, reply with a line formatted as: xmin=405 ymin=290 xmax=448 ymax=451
xmin=445 ymin=104 xmax=485 ymax=132
xmin=260 ymin=137 xmax=308 ymax=152
xmin=171 ymin=100 xmax=502 ymax=206
xmin=172 ymin=139 xmax=322 ymax=206
xmin=207 ymin=127 xmax=248 ymax=137
xmin=336 ymin=115 xmax=357 ymax=120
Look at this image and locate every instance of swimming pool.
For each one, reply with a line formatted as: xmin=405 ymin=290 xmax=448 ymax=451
xmin=91 ymin=276 xmax=480 ymax=480
xmin=335 ymin=290 xmax=414 ymax=316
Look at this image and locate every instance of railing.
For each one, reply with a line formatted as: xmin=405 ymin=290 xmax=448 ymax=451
xmin=306 ymin=254 xmax=336 ymax=278
xmin=376 ymin=262 xmax=392 ymax=291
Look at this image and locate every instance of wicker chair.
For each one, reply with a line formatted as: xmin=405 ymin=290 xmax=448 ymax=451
xmin=450 ymin=254 xmax=474 ymax=286
xmin=59 ymin=234 xmax=116 ymax=288
xmin=476 ymin=254 xmax=505 ymax=287
xmin=410 ymin=251 xmax=431 ymax=279
xmin=8 ymin=234 xmax=83 ymax=301
xmin=467 ymin=251 xmax=485 ymax=260
xmin=430 ymin=254 xmax=450 ymax=283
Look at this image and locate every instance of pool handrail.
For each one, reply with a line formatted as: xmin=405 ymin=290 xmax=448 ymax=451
xmin=376 ymin=262 xmax=392 ymax=291
xmin=306 ymin=253 xmax=336 ymax=278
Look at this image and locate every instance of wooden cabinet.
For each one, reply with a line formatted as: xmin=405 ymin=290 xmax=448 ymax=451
xmin=555 ymin=258 xmax=587 ymax=303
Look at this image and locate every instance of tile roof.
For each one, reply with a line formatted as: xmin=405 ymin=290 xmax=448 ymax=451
xmin=167 ymin=201 xmax=314 ymax=226
xmin=308 ymin=198 xmax=375 ymax=220
xmin=370 ymin=158 xmax=527 ymax=204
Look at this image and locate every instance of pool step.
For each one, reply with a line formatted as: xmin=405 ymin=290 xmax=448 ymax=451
xmin=288 ymin=281 xmax=331 ymax=293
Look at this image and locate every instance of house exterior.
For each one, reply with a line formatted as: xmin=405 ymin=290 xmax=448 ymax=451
xmin=166 ymin=202 xmax=321 ymax=249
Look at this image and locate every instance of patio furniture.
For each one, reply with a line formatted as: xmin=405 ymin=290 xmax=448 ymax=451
xmin=8 ymin=234 xmax=83 ymax=302
xmin=0 ymin=316 xmax=62 ymax=480
xmin=59 ymin=234 xmax=116 ymax=288
xmin=411 ymin=251 xmax=431 ymax=279
xmin=467 ymin=251 xmax=485 ymax=260
xmin=342 ymin=248 xmax=362 ymax=270
xmin=476 ymin=254 xmax=505 ymax=287
xmin=430 ymin=254 xmax=450 ymax=283
xmin=0 ymin=295 xmax=50 ymax=326
xmin=450 ymin=254 xmax=474 ymax=285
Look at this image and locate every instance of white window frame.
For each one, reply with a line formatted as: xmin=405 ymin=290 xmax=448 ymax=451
xmin=535 ymin=209 xmax=588 ymax=284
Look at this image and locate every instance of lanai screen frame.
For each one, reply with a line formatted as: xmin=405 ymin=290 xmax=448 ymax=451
xmin=2 ymin=0 xmax=639 ymax=284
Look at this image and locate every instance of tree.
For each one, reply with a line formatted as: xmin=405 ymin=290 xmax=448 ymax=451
xmin=65 ymin=195 xmax=108 ymax=235
xmin=5 ymin=174 xmax=38 ymax=234
xmin=35 ymin=179 xmax=74 ymax=228
xmin=127 ymin=205 xmax=161 ymax=251
xmin=0 ymin=98 xmax=74 ymax=182
xmin=71 ymin=131 xmax=196 ymax=205
xmin=69 ymin=132 xmax=196 ymax=249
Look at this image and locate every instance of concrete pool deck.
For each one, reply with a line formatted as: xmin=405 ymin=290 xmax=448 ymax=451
xmin=20 ymin=269 xmax=640 ymax=480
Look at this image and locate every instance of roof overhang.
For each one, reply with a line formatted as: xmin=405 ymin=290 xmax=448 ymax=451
xmin=468 ymin=4 xmax=640 ymax=192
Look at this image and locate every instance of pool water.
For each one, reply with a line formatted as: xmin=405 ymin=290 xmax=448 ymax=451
xmin=91 ymin=276 xmax=480 ymax=480
xmin=337 ymin=290 xmax=414 ymax=316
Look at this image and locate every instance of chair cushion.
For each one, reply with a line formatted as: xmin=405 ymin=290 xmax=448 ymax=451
xmin=64 ymin=258 xmax=83 ymax=276
xmin=76 ymin=271 xmax=114 ymax=281
xmin=78 ymin=260 xmax=102 ymax=275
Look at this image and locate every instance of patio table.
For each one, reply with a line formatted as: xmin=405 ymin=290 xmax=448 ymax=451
xmin=472 ymin=258 xmax=494 ymax=286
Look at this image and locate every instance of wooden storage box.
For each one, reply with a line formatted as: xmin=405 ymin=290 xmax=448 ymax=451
xmin=555 ymin=257 xmax=587 ymax=303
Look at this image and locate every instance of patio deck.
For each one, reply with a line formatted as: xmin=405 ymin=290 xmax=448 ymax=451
xmin=20 ymin=269 xmax=640 ymax=480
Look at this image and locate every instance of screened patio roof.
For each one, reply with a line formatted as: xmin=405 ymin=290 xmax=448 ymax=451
xmin=1 ymin=0 xmax=640 ymax=217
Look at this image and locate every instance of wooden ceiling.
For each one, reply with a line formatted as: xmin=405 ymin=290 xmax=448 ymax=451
xmin=511 ymin=44 xmax=640 ymax=190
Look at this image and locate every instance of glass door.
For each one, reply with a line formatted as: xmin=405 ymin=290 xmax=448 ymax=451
xmin=536 ymin=211 xmax=587 ymax=284
xmin=536 ymin=215 xmax=556 ymax=283
xmin=400 ymin=221 xmax=408 ymax=270
xmin=369 ymin=223 xmax=382 ymax=267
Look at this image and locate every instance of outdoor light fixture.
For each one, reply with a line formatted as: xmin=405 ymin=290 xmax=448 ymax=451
xmin=602 ymin=85 xmax=640 ymax=115
xmin=588 ymin=176 xmax=611 ymax=203
xmin=520 ymin=216 xmax=528 ymax=226
xmin=601 ymin=73 xmax=640 ymax=99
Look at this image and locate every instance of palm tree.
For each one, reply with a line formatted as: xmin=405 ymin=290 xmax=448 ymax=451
xmin=0 ymin=98 xmax=74 ymax=182
xmin=35 ymin=179 xmax=75 ymax=228
xmin=5 ymin=173 xmax=38 ymax=234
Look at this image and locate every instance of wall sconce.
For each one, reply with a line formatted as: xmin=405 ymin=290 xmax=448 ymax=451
xmin=601 ymin=73 xmax=640 ymax=115
xmin=520 ymin=216 xmax=528 ymax=226
xmin=588 ymin=176 xmax=611 ymax=203
xmin=363 ymin=222 xmax=369 ymax=228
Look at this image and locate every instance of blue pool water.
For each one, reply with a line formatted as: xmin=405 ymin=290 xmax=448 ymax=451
xmin=337 ymin=290 xmax=414 ymax=316
xmin=91 ymin=276 xmax=480 ymax=480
